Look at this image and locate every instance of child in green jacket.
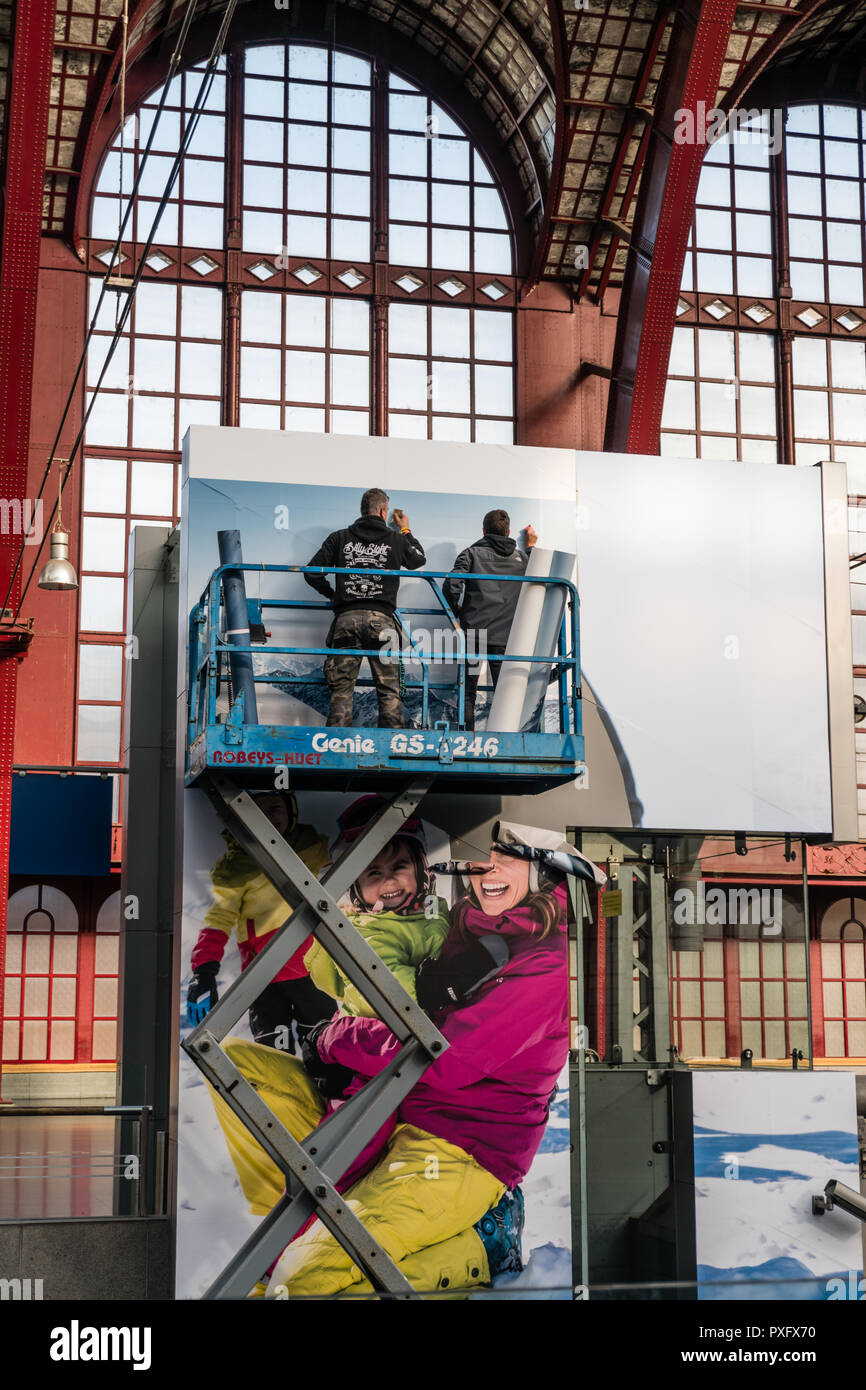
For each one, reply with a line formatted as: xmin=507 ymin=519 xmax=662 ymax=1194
xmin=303 ymin=794 xmax=449 ymax=1015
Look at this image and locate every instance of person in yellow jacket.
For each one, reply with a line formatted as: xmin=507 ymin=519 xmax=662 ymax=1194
xmin=187 ymin=790 xmax=334 ymax=1051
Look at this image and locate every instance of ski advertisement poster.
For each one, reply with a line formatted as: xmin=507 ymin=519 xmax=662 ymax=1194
xmin=176 ymin=428 xmax=583 ymax=1297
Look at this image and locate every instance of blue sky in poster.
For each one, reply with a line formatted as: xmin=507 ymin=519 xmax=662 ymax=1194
xmin=186 ymin=477 xmax=575 ymax=610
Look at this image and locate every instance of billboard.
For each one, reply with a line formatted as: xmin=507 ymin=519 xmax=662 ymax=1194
xmin=180 ymin=427 xmax=854 ymax=837
xmin=175 ymin=426 xmax=854 ymax=1300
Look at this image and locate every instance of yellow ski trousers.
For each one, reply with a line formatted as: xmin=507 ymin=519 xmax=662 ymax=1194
xmin=209 ymin=1038 xmax=504 ymax=1298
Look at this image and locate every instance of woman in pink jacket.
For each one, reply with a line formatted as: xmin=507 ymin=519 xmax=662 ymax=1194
xmin=262 ymin=822 xmax=604 ymax=1298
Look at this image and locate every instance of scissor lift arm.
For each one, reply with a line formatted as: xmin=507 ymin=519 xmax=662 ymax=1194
xmin=182 ymin=772 xmax=445 ymax=1299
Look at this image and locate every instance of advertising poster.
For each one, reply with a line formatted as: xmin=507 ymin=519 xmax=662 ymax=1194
xmin=177 ymin=429 xmax=582 ymax=1298
xmin=693 ymin=1072 xmax=863 ymax=1300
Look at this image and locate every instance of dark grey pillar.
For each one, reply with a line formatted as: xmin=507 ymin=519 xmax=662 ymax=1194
xmin=117 ymin=526 xmax=179 ymax=1222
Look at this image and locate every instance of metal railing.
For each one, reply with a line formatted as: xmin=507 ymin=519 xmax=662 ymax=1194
xmin=0 ymin=1105 xmax=162 ymax=1218
xmin=188 ymin=562 xmax=580 ymax=745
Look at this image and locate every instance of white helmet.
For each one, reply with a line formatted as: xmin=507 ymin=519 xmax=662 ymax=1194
xmin=492 ymin=820 xmax=607 ymax=891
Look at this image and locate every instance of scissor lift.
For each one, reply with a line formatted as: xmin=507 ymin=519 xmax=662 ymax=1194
xmin=182 ymin=562 xmax=584 ymax=1298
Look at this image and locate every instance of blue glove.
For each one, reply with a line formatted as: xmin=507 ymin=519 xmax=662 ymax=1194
xmin=187 ymin=962 xmax=219 ymax=1026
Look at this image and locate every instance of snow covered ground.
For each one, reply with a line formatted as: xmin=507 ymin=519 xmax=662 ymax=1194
xmin=693 ymin=1073 xmax=863 ymax=1301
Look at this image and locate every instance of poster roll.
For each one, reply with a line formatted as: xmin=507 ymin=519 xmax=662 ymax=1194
xmin=488 ymin=547 xmax=574 ymax=733
xmin=519 ymin=548 xmax=575 ymax=733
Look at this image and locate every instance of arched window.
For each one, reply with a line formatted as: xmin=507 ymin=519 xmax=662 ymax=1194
xmin=78 ymin=42 xmax=517 ymax=767
xmin=818 ymin=895 xmax=866 ymax=1057
xmin=662 ymin=103 xmax=866 ymax=841
xmin=4 ymin=886 xmax=79 ymax=1063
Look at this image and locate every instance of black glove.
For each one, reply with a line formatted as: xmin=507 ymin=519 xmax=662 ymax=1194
xmin=415 ymin=935 xmax=509 ymax=1015
xmin=301 ymin=1020 xmax=355 ymax=1100
xmin=186 ymin=961 xmax=219 ymax=1026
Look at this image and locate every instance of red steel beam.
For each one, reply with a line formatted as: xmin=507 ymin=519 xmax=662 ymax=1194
xmin=0 ymin=0 xmax=59 ymax=1096
xmin=604 ymin=0 xmax=740 ymax=454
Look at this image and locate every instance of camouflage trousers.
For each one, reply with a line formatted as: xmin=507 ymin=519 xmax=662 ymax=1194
xmin=323 ymin=609 xmax=404 ymax=728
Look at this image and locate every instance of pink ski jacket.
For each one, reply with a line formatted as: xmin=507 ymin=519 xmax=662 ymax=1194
xmin=317 ymin=883 xmax=570 ymax=1188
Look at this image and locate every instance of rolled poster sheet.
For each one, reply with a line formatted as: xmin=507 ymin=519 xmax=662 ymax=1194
xmin=519 ymin=548 xmax=576 ymax=733
xmin=488 ymin=547 xmax=575 ymax=732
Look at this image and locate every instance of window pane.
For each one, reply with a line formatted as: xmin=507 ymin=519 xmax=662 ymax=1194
xmin=431 ymin=306 xmax=470 ymax=359
xmin=831 ymin=340 xmax=866 ymax=389
xmin=388 ymin=357 xmax=428 ymax=410
xmin=330 ymin=354 xmax=369 ymax=407
xmin=331 ymin=127 xmax=370 ymax=171
xmin=389 ymin=133 xmax=427 ymax=177
xmin=432 ymin=360 xmax=470 ymax=413
xmin=80 ymin=577 xmax=125 ymax=632
xmin=241 ymin=346 xmax=281 ymax=399
xmin=285 ymin=349 xmax=325 ymax=402
xmin=432 ymin=139 xmax=469 ymax=181
xmin=244 ymin=162 xmax=283 ymax=208
xmin=432 ymin=227 xmax=470 ymax=270
xmin=331 ymin=218 xmax=370 ymax=261
xmin=131 ymin=459 xmax=174 ymax=515
xmin=738 ymin=333 xmax=775 ymax=383
xmin=286 ymin=213 xmax=326 ymax=258
xmin=134 ymin=282 xmax=177 ymax=335
xmin=389 ymin=304 xmax=427 ymax=355
xmin=132 ymin=395 xmax=175 ymax=450
xmin=245 ymin=77 xmax=284 ymax=119
xmin=287 ymin=167 xmax=327 ymax=213
xmin=78 ymin=645 xmax=123 ymax=701
xmin=390 ymin=222 xmax=427 ymax=265
xmin=473 ymin=232 xmax=511 ymax=274
xmin=133 ymin=338 xmax=176 ymax=393
xmin=181 ymin=285 xmax=222 ymax=340
xmin=82 ymin=516 xmax=126 ymax=572
xmin=331 ymin=298 xmax=369 ymax=350
xmin=243 ymin=118 xmax=283 ymax=162
xmin=77 ymin=705 xmax=122 ymax=762
xmin=390 ymin=179 xmax=427 ymax=221
xmin=474 ymin=309 xmax=512 ymax=363
xmin=286 ymin=295 xmax=325 ymax=347
xmin=242 ymin=290 xmax=282 ymax=343
xmin=432 ymin=182 xmax=469 ymax=226
xmin=697 ymin=329 xmax=735 ymax=379
xmin=475 ymin=364 xmax=513 ymax=417
xmin=84 ymin=458 xmax=127 ymax=514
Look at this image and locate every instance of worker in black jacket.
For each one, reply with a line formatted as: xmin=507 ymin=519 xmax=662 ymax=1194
xmin=304 ymin=487 xmax=426 ymax=727
xmin=443 ymin=509 xmax=537 ymax=730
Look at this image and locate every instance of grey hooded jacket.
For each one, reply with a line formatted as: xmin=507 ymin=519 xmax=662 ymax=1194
xmin=442 ymin=534 xmax=530 ymax=645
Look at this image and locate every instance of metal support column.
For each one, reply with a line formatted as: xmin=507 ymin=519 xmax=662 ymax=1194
xmin=614 ymin=861 xmax=671 ymax=1066
xmin=183 ymin=773 xmax=447 ymax=1298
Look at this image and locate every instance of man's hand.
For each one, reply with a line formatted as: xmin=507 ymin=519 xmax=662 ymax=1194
xmin=524 ymin=525 xmax=537 ymax=549
xmin=390 ymin=508 xmax=411 ymax=532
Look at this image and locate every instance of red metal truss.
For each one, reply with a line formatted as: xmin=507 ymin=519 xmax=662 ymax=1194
xmin=0 ymin=0 xmax=59 ymax=1091
xmin=605 ymin=0 xmax=742 ymax=455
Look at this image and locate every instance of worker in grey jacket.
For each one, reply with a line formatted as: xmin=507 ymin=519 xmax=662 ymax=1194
xmin=443 ymin=510 xmax=537 ymax=730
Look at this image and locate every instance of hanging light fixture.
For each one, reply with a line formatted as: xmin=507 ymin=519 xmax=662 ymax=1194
xmin=38 ymin=457 xmax=78 ymax=591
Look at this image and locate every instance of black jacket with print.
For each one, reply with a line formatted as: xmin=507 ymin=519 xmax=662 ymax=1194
xmin=304 ymin=515 xmax=426 ymax=616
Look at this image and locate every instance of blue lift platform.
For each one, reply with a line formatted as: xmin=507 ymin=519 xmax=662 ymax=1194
xmin=185 ymin=562 xmax=585 ymax=792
